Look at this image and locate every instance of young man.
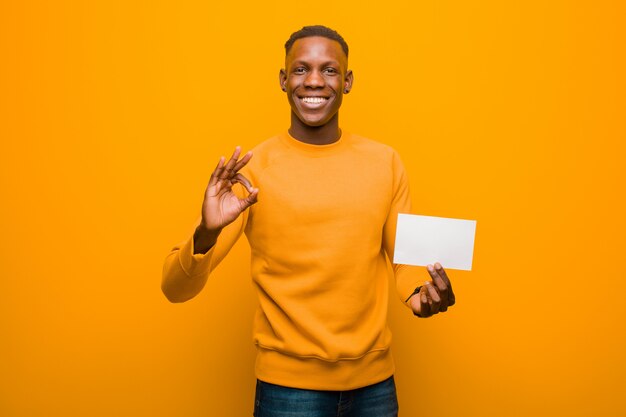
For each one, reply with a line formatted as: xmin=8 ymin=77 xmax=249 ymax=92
xmin=162 ymin=25 xmax=455 ymax=416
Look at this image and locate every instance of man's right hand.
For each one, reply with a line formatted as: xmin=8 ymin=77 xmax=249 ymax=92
xmin=194 ymin=146 xmax=258 ymax=254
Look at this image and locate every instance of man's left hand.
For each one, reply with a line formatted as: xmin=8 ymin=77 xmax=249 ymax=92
xmin=409 ymin=262 xmax=456 ymax=318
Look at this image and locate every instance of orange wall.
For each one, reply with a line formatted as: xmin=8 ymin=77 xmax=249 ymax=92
xmin=1 ymin=1 xmax=625 ymax=416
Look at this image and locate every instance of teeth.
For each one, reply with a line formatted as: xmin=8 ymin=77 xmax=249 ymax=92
xmin=301 ymin=97 xmax=327 ymax=104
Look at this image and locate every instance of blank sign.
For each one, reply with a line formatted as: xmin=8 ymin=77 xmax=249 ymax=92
xmin=393 ymin=213 xmax=477 ymax=271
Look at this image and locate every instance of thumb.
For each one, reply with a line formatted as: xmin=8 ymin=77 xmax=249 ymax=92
xmin=410 ymin=286 xmax=429 ymax=317
xmin=416 ymin=285 xmax=432 ymax=318
xmin=240 ymin=187 xmax=259 ymax=210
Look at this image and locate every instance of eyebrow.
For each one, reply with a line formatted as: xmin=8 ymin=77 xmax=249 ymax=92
xmin=290 ymin=59 xmax=341 ymax=67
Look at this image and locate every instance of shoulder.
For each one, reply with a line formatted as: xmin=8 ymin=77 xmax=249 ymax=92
xmin=239 ymin=134 xmax=290 ymax=176
xmin=346 ymin=133 xmax=404 ymax=166
xmin=249 ymin=134 xmax=283 ymax=155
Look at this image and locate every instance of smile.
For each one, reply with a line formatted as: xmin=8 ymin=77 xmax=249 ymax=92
xmin=300 ymin=97 xmax=328 ymax=104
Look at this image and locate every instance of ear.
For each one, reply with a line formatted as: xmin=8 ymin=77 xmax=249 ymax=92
xmin=343 ymin=69 xmax=354 ymax=94
xmin=279 ymin=68 xmax=287 ymax=91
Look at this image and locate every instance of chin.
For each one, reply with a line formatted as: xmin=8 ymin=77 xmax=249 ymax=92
xmin=296 ymin=112 xmax=334 ymax=127
xmin=301 ymin=118 xmax=328 ymax=127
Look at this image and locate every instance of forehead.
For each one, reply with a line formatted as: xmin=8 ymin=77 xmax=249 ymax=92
xmin=286 ymin=36 xmax=347 ymax=67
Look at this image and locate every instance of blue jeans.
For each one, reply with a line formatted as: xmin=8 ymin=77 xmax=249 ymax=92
xmin=253 ymin=375 xmax=399 ymax=417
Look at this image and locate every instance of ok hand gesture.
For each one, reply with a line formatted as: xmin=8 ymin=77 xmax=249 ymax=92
xmin=200 ymin=146 xmax=259 ymax=233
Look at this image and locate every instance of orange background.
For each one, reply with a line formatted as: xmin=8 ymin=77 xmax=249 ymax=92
xmin=1 ymin=1 xmax=625 ymax=416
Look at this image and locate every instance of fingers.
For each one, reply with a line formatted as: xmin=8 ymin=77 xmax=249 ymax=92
xmin=434 ymin=262 xmax=455 ymax=307
xmin=410 ymin=285 xmax=435 ymax=318
xmin=232 ymin=150 xmax=253 ymax=173
xmin=209 ymin=156 xmax=225 ymax=186
xmin=232 ymin=173 xmax=254 ymax=193
xmin=240 ymin=187 xmax=259 ymax=210
xmin=209 ymin=146 xmax=253 ymax=188
xmin=428 ymin=264 xmax=449 ymax=312
xmin=419 ymin=289 xmax=431 ymax=318
xmin=411 ymin=282 xmax=451 ymax=318
xmin=428 ymin=263 xmax=456 ymax=311
xmin=448 ymin=291 xmax=456 ymax=307
xmin=218 ymin=146 xmax=242 ymax=180
xmin=424 ymin=281 xmax=441 ymax=314
xmin=417 ymin=263 xmax=456 ymax=318
xmin=230 ymin=172 xmax=259 ymax=209
xmin=434 ymin=262 xmax=452 ymax=288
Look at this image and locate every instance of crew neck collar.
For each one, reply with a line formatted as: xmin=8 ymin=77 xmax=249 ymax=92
xmin=279 ymin=129 xmax=349 ymax=156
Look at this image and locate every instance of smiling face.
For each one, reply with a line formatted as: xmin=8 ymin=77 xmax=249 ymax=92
xmin=280 ymin=36 xmax=353 ymax=136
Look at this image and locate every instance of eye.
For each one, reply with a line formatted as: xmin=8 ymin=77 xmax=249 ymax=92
xmin=294 ymin=67 xmax=306 ymax=74
xmin=324 ymin=68 xmax=338 ymax=75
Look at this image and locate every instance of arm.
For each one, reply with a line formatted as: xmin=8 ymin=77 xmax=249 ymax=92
xmin=381 ymin=150 xmax=424 ymax=311
xmin=381 ymin=150 xmax=456 ymax=317
xmin=161 ymin=147 xmax=258 ymax=303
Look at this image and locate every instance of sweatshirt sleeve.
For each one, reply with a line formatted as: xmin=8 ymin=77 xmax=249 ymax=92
xmin=382 ymin=149 xmax=424 ymax=310
xmin=161 ymin=183 xmax=249 ymax=303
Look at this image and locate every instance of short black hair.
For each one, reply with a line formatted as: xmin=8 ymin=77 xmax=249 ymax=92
xmin=284 ymin=25 xmax=349 ymax=58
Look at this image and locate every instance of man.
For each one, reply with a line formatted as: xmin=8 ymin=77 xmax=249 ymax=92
xmin=162 ymin=25 xmax=455 ymax=416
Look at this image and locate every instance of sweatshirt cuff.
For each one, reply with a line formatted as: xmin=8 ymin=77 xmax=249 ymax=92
xmin=177 ymin=234 xmax=215 ymax=277
xmin=395 ymin=263 xmax=423 ymax=309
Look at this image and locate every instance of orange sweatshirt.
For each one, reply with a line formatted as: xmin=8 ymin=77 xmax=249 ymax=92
xmin=162 ymin=130 xmax=422 ymax=390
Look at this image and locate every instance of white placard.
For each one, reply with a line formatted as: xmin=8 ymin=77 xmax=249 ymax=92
xmin=393 ymin=213 xmax=477 ymax=271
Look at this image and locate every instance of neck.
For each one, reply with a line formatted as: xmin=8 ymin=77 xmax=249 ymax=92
xmin=288 ymin=112 xmax=341 ymax=145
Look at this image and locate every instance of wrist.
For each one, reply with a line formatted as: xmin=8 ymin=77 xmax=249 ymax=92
xmin=197 ymin=222 xmax=222 ymax=236
xmin=193 ymin=224 xmax=222 ymax=255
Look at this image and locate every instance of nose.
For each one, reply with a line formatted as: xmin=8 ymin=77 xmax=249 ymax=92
xmin=304 ymin=69 xmax=324 ymax=88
